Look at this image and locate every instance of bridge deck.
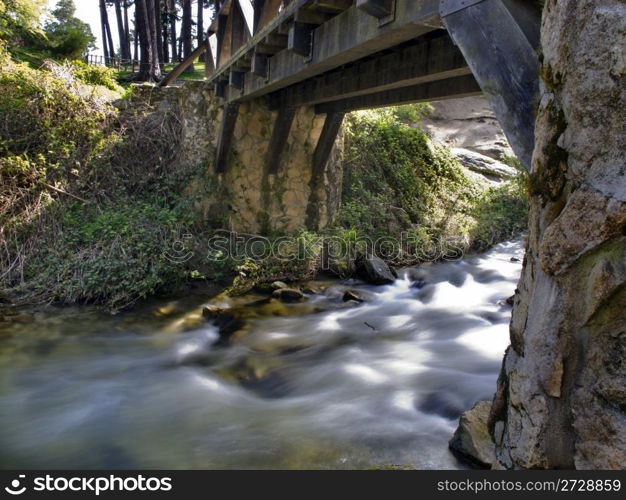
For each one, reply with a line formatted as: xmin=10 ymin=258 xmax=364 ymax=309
xmin=204 ymin=0 xmax=480 ymax=113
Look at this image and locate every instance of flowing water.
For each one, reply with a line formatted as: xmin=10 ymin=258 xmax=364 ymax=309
xmin=0 ymin=239 xmax=524 ymax=469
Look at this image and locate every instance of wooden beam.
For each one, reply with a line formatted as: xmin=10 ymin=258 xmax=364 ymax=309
xmin=265 ymin=107 xmax=297 ymax=174
xmin=306 ymin=111 xmax=344 ymax=230
xmin=356 ymin=0 xmax=394 ymax=18
xmin=314 ymin=74 xmax=481 ymax=114
xmin=288 ymin=22 xmax=315 ymax=57
xmin=159 ymin=43 xmax=208 ymax=87
xmin=442 ymin=0 xmax=540 ymax=169
xmin=215 ymin=103 xmax=240 ymax=173
xmin=268 ymin=34 xmax=470 ymax=109
xmin=314 ymin=111 xmax=344 ymax=174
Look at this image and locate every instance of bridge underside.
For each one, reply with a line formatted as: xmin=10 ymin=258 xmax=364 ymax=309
xmin=189 ymin=0 xmax=541 ymax=229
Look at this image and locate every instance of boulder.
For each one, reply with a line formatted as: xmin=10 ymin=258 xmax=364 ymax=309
xmin=356 ymin=255 xmax=396 ymax=285
xmin=451 ymin=148 xmax=518 ymax=181
xmin=343 ymin=289 xmax=367 ymax=303
xmin=271 ymin=281 xmax=289 ymax=290
xmin=449 ymin=401 xmax=496 ymax=469
xmin=272 ymin=288 xmax=305 ymax=303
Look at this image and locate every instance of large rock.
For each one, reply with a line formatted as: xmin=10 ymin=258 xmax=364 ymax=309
xmin=488 ymin=0 xmax=626 ymax=469
xmin=449 ymin=401 xmax=496 ymax=469
xmin=356 ymin=255 xmax=396 ymax=285
xmin=451 ymin=148 xmax=518 ymax=181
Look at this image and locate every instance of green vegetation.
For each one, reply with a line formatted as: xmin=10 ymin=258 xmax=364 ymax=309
xmin=0 ymin=47 xmax=210 ymax=309
xmin=1 ymin=0 xmax=94 ymax=63
xmin=335 ymin=108 xmax=528 ymax=265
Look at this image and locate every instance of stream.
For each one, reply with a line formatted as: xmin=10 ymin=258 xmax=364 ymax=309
xmin=0 ymin=239 xmax=524 ymax=469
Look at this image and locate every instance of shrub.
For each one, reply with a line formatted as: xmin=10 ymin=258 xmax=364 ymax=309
xmin=70 ymin=60 xmax=120 ymax=91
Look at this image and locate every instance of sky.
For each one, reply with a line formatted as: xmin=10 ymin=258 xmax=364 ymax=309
xmin=47 ymin=1 xmax=212 ymax=58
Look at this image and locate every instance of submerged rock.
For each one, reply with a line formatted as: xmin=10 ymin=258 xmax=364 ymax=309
xmin=272 ymin=288 xmax=305 ymax=303
xmin=449 ymin=401 xmax=496 ymax=469
xmin=343 ymin=290 xmax=367 ymax=303
xmin=201 ymin=306 xmax=245 ymax=346
xmin=356 ymin=255 xmax=395 ymax=285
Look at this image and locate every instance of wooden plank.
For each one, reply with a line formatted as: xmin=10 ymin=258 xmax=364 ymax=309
xmin=442 ymin=0 xmax=540 ymax=169
xmin=265 ymin=107 xmax=297 ymax=174
xmin=268 ymin=33 xmax=470 ymax=109
xmin=314 ymin=74 xmax=481 ymax=113
xmin=215 ymin=103 xmax=241 ymax=173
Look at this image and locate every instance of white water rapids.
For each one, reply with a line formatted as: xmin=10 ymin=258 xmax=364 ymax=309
xmin=0 ymin=239 xmax=524 ymax=469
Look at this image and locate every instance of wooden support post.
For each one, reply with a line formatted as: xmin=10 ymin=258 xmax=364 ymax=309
xmin=313 ymin=112 xmax=344 ymax=174
xmin=215 ymin=103 xmax=240 ymax=174
xmin=288 ymin=22 xmax=315 ymax=57
xmin=441 ymin=0 xmax=540 ymax=169
xmin=306 ymin=111 xmax=345 ymax=230
xmin=356 ymin=0 xmax=394 ymax=18
xmin=265 ymin=107 xmax=296 ymax=174
xmin=159 ymin=43 xmax=208 ymax=87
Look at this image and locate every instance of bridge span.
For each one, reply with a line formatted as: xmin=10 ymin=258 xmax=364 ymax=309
xmin=164 ymin=0 xmax=540 ymax=196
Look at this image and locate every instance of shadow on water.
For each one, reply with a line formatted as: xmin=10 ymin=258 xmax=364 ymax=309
xmin=0 ymin=239 xmax=525 ymax=469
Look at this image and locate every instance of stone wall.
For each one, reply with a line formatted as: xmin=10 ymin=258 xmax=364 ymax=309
xmin=488 ymin=0 xmax=626 ymax=469
xmin=129 ymin=81 xmax=343 ymax=235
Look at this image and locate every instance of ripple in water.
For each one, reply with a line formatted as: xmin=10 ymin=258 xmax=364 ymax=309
xmin=0 ymin=239 xmax=524 ymax=469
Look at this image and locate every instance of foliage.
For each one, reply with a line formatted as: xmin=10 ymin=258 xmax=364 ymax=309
xmin=44 ymin=0 xmax=95 ymax=59
xmin=336 ymin=108 xmax=528 ymax=265
xmin=0 ymin=0 xmax=47 ymax=41
xmin=0 ymin=47 xmax=213 ymax=310
xmin=70 ymin=60 xmax=120 ymax=91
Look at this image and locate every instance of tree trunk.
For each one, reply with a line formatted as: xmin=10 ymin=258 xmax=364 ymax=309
xmin=136 ymin=0 xmax=161 ymax=81
xmin=114 ymin=0 xmax=128 ymax=60
xmin=154 ymin=0 xmax=164 ymax=64
xmin=163 ymin=7 xmax=170 ymax=64
xmin=123 ymin=0 xmax=132 ymax=60
xmin=181 ymin=0 xmax=194 ymax=72
xmin=147 ymin=0 xmax=163 ymax=77
xmin=197 ymin=0 xmax=205 ymax=63
xmin=489 ymin=0 xmax=626 ymax=469
xmin=99 ymin=0 xmax=110 ymax=62
xmin=133 ymin=5 xmax=139 ymax=63
xmin=167 ymin=0 xmax=178 ymax=62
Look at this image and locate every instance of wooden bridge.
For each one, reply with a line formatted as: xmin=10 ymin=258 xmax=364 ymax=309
xmin=164 ymin=0 xmax=541 ymax=175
